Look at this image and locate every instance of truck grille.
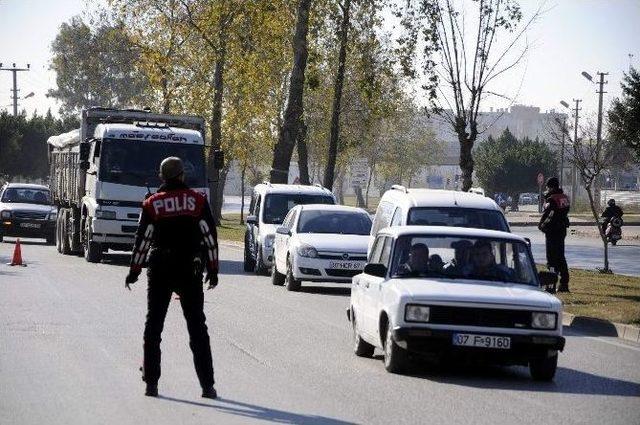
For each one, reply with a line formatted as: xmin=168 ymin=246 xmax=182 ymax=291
xmin=14 ymin=211 xmax=47 ymax=220
xmin=428 ymin=306 xmax=533 ymax=329
xmin=121 ymin=225 xmax=138 ymax=233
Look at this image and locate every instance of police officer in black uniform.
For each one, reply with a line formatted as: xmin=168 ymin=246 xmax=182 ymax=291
xmin=125 ymin=157 xmax=219 ymax=399
xmin=538 ymin=177 xmax=571 ymax=292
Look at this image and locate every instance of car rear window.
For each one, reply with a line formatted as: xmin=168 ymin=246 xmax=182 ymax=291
xmin=263 ymin=194 xmax=335 ymax=224
xmin=407 ymin=207 xmax=508 ymax=232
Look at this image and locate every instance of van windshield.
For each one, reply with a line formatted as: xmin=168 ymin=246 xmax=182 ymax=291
xmin=99 ymin=139 xmax=206 ymax=187
xmin=407 ymin=207 xmax=508 ymax=231
xmin=263 ymin=194 xmax=334 ymax=224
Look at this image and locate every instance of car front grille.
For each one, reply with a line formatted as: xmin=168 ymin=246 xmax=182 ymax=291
xmin=317 ymin=253 xmax=367 ymax=261
xmin=14 ymin=211 xmax=47 ymax=220
xmin=428 ymin=306 xmax=532 ymax=329
xmin=325 ymin=269 xmax=361 ymax=278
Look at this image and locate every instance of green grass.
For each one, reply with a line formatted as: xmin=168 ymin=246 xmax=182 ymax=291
xmin=556 ymin=268 xmax=640 ymax=325
xmin=217 ymin=214 xmax=245 ymax=243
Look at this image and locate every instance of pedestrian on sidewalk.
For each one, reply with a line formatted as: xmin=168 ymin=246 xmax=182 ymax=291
xmin=538 ymin=177 xmax=571 ymax=292
xmin=125 ymin=157 xmax=219 ymax=399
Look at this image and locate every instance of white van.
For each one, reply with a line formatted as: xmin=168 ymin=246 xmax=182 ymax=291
xmin=244 ymin=183 xmax=336 ymax=274
xmin=369 ymin=185 xmax=509 ymax=252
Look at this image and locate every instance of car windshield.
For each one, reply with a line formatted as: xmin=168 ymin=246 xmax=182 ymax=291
xmin=390 ymin=235 xmax=537 ymax=286
xmin=408 ymin=207 xmax=508 ymax=231
xmin=298 ymin=210 xmax=372 ymax=235
xmin=263 ymin=194 xmax=334 ymax=224
xmin=99 ymin=139 xmax=206 ymax=187
xmin=1 ymin=188 xmax=51 ymax=205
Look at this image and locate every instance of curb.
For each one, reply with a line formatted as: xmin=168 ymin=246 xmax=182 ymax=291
xmin=509 ymin=221 xmax=640 ymax=227
xmin=562 ymin=312 xmax=640 ymax=344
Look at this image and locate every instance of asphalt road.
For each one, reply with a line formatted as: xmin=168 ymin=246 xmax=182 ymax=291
xmin=511 ymin=226 xmax=640 ymax=277
xmin=1 ymin=239 xmax=639 ymax=425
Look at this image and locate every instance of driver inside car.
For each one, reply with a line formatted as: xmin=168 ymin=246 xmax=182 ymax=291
xmin=463 ymin=240 xmax=513 ymax=281
xmin=397 ymin=243 xmax=430 ymax=276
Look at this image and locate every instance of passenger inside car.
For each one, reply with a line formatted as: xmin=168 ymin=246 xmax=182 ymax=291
xmin=429 ymin=254 xmax=445 ymax=273
xmin=397 ymin=243 xmax=430 ymax=276
xmin=464 ymin=240 xmax=513 ymax=281
xmin=444 ymin=239 xmax=472 ymax=274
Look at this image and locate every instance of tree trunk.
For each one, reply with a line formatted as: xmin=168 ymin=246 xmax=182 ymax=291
xmin=322 ymin=0 xmax=351 ymax=191
xmin=240 ymin=163 xmax=246 ymax=224
xmin=459 ymin=136 xmax=475 ymax=192
xmin=270 ymin=0 xmax=311 ymax=184
xmin=296 ymin=120 xmax=310 ymax=185
xmin=215 ymin=163 xmax=230 ymax=222
xmin=354 ymin=186 xmax=365 ymax=207
xmin=585 ymin=183 xmax=610 ymax=272
xmin=364 ymin=165 xmax=374 ymax=209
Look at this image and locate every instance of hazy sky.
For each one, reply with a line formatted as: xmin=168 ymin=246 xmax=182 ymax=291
xmin=0 ymin=0 xmax=638 ymax=119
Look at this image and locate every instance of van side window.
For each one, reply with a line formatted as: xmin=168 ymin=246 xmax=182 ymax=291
xmin=390 ymin=207 xmax=403 ymax=226
xmin=254 ymin=196 xmax=262 ymax=220
xmin=371 ymin=201 xmax=394 ymax=235
xmin=249 ymin=194 xmax=256 ymax=215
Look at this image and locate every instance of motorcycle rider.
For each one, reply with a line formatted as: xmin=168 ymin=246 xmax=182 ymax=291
xmin=125 ymin=157 xmax=219 ymax=399
xmin=538 ymin=177 xmax=571 ymax=292
xmin=601 ymin=198 xmax=624 ymax=235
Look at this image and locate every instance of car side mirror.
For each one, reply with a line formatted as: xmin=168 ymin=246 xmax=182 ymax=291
xmin=364 ymin=263 xmax=387 ymax=278
xmin=276 ymin=226 xmax=291 ymax=236
xmin=246 ymin=215 xmax=257 ymax=225
xmin=538 ymin=271 xmax=558 ymax=294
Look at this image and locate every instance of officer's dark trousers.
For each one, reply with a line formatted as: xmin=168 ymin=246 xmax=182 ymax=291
xmin=143 ymin=258 xmax=214 ymax=388
xmin=545 ymin=233 xmax=569 ymax=289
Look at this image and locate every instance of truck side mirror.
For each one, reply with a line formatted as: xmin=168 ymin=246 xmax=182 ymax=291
xmin=80 ymin=161 xmax=90 ymax=171
xmin=79 ymin=142 xmax=91 ymax=162
xmin=213 ymin=149 xmax=224 ymax=170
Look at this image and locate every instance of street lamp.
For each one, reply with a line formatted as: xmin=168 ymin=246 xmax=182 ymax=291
xmin=560 ymin=99 xmax=581 ymax=202
xmin=581 ymin=71 xmax=593 ymax=82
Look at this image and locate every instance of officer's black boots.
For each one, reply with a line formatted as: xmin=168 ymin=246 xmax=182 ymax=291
xmin=145 ymin=383 xmax=158 ymax=397
xmin=202 ymin=385 xmax=217 ymax=399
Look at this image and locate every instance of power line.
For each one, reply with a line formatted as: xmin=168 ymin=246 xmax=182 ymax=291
xmin=0 ymin=62 xmax=31 ymax=116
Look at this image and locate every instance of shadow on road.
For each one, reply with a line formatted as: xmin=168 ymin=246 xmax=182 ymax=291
xmin=299 ymin=285 xmax=350 ymax=297
xmin=101 ymin=253 xmax=132 ymax=267
xmin=219 ymin=259 xmax=243 ymax=275
xmin=406 ymin=363 xmax=640 ymax=397
xmin=157 ymin=396 xmax=354 ymax=424
xmin=2 ymin=239 xmax=48 ymax=246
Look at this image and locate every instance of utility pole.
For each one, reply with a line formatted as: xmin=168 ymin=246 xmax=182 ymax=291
xmin=0 ymin=63 xmax=30 ymax=116
xmin=571 ymin=99 xmax=582 ymax=203
xmin=594 ymin=72 xmax=609 ymax=148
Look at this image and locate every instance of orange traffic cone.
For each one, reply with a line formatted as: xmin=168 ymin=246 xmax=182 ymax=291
xmin=8 ymin=238 xmax=26 ymax=266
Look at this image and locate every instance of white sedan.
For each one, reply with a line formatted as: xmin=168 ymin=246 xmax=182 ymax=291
xmin=271 ymin=204 xmax=372 ymax=291
xmin=349 ymin=226 xmax=565 ymax=381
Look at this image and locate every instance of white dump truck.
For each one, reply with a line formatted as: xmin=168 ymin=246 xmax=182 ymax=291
xmin=48 ymin=107 xmax=209 ymax=262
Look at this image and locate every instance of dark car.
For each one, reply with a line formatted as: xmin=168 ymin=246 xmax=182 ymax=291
xmin=0 ymin=183 xmax=57 ymax=244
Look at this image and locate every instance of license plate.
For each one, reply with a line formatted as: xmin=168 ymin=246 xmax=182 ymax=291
xmin=19 ymin=223 xmax=41 ymax=229
xmin=452 ymin=333 xmax=511 ymax=349
xmin=328 ymin=261 xmax=362 ymax=270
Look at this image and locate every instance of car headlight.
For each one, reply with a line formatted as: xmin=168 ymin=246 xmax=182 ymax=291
xmin=0 ymin=210 xmax=11 ymax=219
xmin=405 ymin=305 xmax=430 ymax=323
xmin=532 ymin=312 xmax=557 ymax=329
xmin=95 ymin=209 xmax=116 ymax=219
xmin=48 ymin=211 xmax=57 ymax=221
xmin=297 ymin=244 xmax=318 ymax=258
xmin=263 ymin=234 xmax=275 ymax=248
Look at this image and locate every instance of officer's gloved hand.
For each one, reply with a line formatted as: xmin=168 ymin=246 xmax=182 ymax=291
xmin=205 ymin=272 xmax=218 ymax=290
xmin=125 ymin=271 xmax=140 ymax=291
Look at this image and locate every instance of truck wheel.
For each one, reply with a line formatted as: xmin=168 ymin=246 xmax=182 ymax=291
xmin=243 ymin=233 xmax=256 ymax=272
xmin=383 ymin=323 xmax=409 ymax=374
xmin=55 ymin=215 xmax=62 ymax=253
xmin=60 ymin=211 xmax=71 ymax=255
xmin=353 ymin=311 xmax=375 ymax=358
xmin=0 ymin=234 xmax=3 ymax=243
xmin=529 ymin=353 xmax=558 ymax=381
xmin=284 ymin=257 xmax=301 ymax=291
xmin=255 ymin=246 xmax=268 ymax=275
xmin=271 ymin=264 xmax=285 ymax=286
xmin=83 ymin=218 xmax=102 ymax=263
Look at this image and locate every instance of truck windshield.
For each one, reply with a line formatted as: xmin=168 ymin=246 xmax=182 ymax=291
xmin=99 ymin=139 xmax=206 ymax=187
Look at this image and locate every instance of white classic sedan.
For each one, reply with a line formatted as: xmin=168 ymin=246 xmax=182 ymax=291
xmin=349 ymin=226 xmax=565 ymax=381
xmin=271 ymin=204 xmax=372 ymax=291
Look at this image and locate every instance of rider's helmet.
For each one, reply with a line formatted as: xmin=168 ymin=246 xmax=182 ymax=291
xmin=608 ymin=199 xmax=616 ymax=207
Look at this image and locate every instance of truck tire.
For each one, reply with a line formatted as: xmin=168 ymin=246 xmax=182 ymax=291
xmin=383 ymin=322 xmax=409 ymax=374
xmin=55 ymin=214 xmax=62 ymax=253
xmin=60 ymin=210 xmax=71 ymax=255
xmin=529 ymin=353 xmax=558 ymax=381
xmin=243 ymin=233 xmax=255 ymax=272
xmin=271 ymin=264 xmax=285 ymax=286
xmin=0 ymin=234 xmax=3 ymax=243
xmin=83 ymin=218 xmax=102 ymax=263
xmin=284 ymin=256 xmax=301 ymax=291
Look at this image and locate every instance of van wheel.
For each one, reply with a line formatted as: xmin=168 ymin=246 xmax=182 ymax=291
xmin=243 ymin=233 xmax=255 ymax=272
xmin=384 ymin=323 xmax=409 ymax=374
xmin=529 ymin=353 xmax=558 ymax=381
xmin=255 ymin=246 xmax=268 ymax=275
xmin=271 ymin=264 xmax=285 ymax=286
xmin=285 ymin=257 xmax=301 ymax=291
xmin=352 ymin=311 xmax=374 ymax=357
xmin=83 ymin=218 xmax=102 ymax=263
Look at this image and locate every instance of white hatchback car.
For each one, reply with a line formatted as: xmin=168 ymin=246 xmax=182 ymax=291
xmin=271 ymin=204 xmax=372 ymax=291
xmin=349 ymin=226 xmax=564 ymax=381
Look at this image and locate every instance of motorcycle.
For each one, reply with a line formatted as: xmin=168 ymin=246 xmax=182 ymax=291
xmin=605 ymin=216 xmax=623 ymax=245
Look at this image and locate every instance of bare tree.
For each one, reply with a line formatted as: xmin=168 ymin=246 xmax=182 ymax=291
xmin=397 ymin=0 xmax=543 ymax=191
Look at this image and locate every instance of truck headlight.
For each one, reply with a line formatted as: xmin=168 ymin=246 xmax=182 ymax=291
xmin=95 ymin=209 xmax=116 ymax=219
xmin=0 ymin=210 xmax=11 ymax=219
xmin=263 ymin=234 xmax=275 ymax=248
xmin=405 ymin=305 xmax=430 ymax=322
xmin=532 ymin=312 xmax=557 ymax=329
xmin=297 ymin=244 xmax=318 ymax=258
